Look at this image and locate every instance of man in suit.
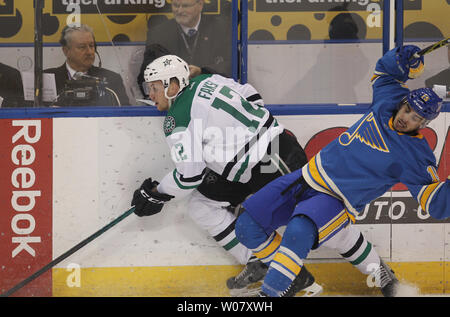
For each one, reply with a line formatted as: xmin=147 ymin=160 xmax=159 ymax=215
xmin=45 ymin=24 xmax=130 ymax=106
xmin=0 ymin=62 xmax=24 ymax=108
xmin=137 ymin=0 xmax=232 ymax=97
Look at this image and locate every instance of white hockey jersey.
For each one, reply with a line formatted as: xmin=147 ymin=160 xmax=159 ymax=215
xmin=157 ymin=74 xmax=284 ymax=198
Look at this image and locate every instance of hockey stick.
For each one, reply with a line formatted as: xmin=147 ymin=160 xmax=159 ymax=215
xmin=0 ymin=206 xmax=135 ymax=297
xmin=410 ymin=37 xmax=449 ymax=60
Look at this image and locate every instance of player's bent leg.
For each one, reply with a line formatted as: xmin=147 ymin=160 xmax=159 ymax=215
xmin=188 ymin=190 xmax=252 ymax=265
xmin=260 ymin=191 xmax=353 ymax=297
xmin=188 ymin=194 xmax=270 ymax=296
xmin=232 ymin=172 xmax=312 ymax=296
xmin=235 ymin=210 xmax=282 ymax=262
xmin=259 ymin=215 xmax=322 ymax=297
xmin=322 ymin=224 xmax=380 ymax=274
xmin=226 ymin=210 xmax=287 ymax=296
xmin=322 ymin=224 xmax=399 ymax=296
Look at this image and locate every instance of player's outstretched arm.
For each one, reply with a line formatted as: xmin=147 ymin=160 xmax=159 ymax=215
xmin=370 ymin=45 xmax=425 ymax=111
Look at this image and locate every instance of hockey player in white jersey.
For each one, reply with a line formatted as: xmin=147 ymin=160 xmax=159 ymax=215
xmin=130 ymin=54 xmax=323 ymax=296
xmin=131 ymin=55 xmax=395 ymax=297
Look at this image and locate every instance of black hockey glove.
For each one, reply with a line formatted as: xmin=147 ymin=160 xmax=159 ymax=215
xmin=131 ymin=178 xmax=174 ymax=217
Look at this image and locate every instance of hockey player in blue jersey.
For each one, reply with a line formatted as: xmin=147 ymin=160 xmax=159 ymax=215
xmin=235 ymin=44 xmax=449 ymax=297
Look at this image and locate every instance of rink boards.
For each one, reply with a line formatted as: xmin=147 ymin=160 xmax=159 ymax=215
xmin=0 ymin=106 xmax=449 ymax=296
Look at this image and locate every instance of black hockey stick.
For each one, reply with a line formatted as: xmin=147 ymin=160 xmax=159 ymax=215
xmin=410 ymin=37 xmax=449 ymax=61
xmin=0 ymin=206 xmax=135 ymax=297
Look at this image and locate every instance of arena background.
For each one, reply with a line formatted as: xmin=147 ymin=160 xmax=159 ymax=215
xmin=0 ymin=0 xmax=449 ymax=297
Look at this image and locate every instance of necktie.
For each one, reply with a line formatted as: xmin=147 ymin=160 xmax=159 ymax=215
xmin=185 ymin=29 xmax=197 ymax=50
xmin=187 ymin=29 xmax=197 ymax=37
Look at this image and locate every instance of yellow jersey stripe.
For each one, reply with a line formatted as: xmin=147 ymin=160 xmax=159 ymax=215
xmin=273 ymin=253 xmax=301 ymax=276
xmin=371 ymin=71 xmax=387 ymax=82
xmin=253 ymin=232 xmax=282 ymax=260
xmin=346 ymin=210 xmax=356 ymax=224
xmin=419 ymin=182 xmax=442 ymax=212
xmin=319 ymin=210 xmax=349 ymax=243
xmin=303 ymin=156 xmax=359 ymax=219
xmin=307 ymin=155 xmax=332 ymax=192
xmin=427 ymin=166 xmax=439 ymax=182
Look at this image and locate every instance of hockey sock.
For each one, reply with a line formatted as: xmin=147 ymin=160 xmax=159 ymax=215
xmin=328 ymin=225 xmax=381 ymax=275
xmin=262 ymin=215 xmax=317 ymax=296
xmin=188 ymin=194 xmax=253 ymax=265
xmin=246 ymin=255 xmax=259 ymax=263
xmin=251 ymin=231 xmax=282 ymax=264
xmin=340 ymin=231 xmax=380 ymax=275
xmin=212 ymin=218 xmax=252 ymax=265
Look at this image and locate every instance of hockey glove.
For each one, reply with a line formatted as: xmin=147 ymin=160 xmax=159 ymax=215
xmin=396 ymin=45 xmax=424 ymax=80
xmin=132 ymin=178 xmax=174 ymax=217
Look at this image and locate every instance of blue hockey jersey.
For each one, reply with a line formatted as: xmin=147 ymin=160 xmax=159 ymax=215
xmin=302 ymin=47 xmax=450 ymax=220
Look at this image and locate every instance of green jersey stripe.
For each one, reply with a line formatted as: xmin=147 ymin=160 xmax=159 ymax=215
xmin=350 ymin=242 xmax=372 ymax=266
xmin=172 ymin=169 xmax=201 ymax=190
xmin=232 ymin=155 xmax=250 ymax=182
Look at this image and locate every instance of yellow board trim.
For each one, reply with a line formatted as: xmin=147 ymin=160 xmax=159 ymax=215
xmin=52 ymin=261 xmax=449 ymax=297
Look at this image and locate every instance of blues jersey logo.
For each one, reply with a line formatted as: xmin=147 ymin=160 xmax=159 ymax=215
xmin=338 ymin=112 xmax=390 ymax=153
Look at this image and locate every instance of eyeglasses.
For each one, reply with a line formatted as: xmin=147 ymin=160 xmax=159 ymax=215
xmin=172 ymin=1 xmax=200 ymax=9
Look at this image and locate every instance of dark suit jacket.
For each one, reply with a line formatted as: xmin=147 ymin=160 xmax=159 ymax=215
xmin=0 ymin=62 xmax=24 ymax=107
xmin=138 ymin=14 xmax=232 ymax=94
xmin=44 ymin=64 xmax=130 ymax=106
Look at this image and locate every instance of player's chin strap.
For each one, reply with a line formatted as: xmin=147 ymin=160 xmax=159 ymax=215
xmin=167 ymin=97 xmax=174 ymax=108
xmin=164 ymin=84 xmax=184 ymax=109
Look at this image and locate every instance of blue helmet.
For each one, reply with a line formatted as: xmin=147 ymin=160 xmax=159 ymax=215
xmin=406 ymin=88 xmax=443 ymax=121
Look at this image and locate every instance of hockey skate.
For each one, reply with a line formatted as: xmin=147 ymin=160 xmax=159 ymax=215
xmin=227 ymin=260 xmax=268 ymax=297
xmin=374 ymin=260 xmax=399 ymax=297
xmin=259 ymin=265 xmax=323 ymax=297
